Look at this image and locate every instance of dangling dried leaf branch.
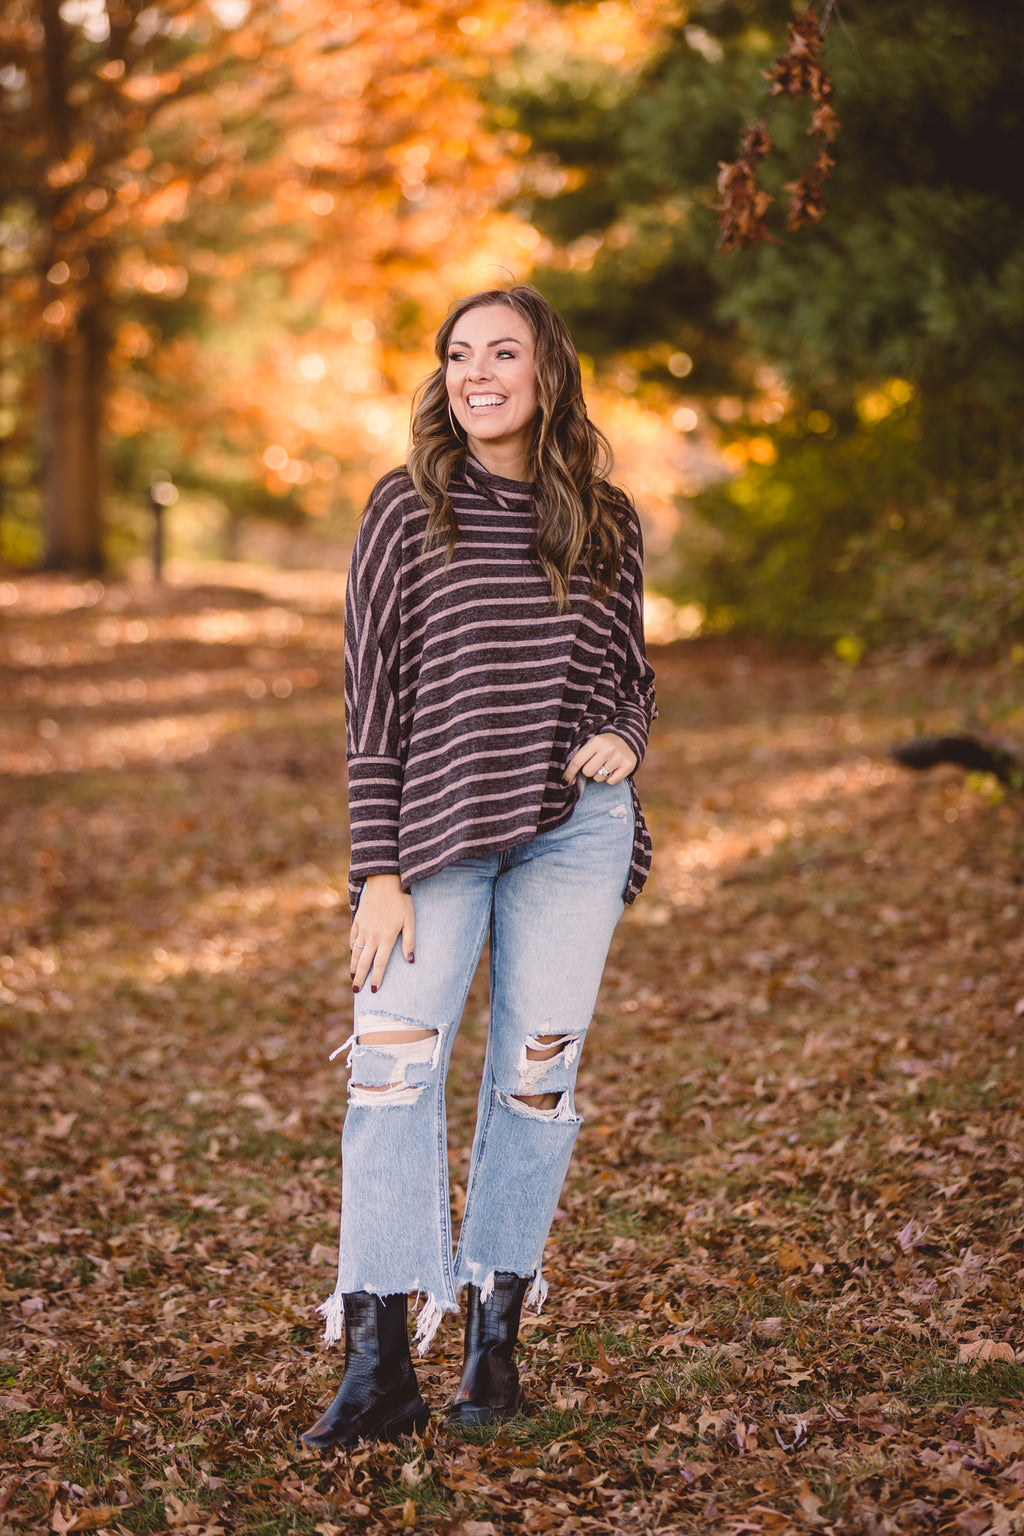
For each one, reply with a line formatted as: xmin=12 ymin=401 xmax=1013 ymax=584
xmin=785 ymin=145 xmax=834 ymax=230
xmin=715 ymin=121 xmax=778 ymax=253
xmin=716 ymin=4 xmax=840 ymax=253
xmin=764 ymin=9 xmax=830 ymax=101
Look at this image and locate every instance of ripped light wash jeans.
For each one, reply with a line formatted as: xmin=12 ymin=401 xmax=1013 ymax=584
xmin=319 ymin=776 xmax=634 ymax=1353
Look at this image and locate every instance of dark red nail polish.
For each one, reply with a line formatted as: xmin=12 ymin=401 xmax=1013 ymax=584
xmin=370 ymin=984 xmax=378 ymax=993
xmin=408 ymin=952 xmax=415 ymax=963
xmin=352 ymin=984 xmax=359 ymax=994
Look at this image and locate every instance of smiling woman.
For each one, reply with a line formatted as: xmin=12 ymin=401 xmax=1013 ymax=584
xmin=444 ymin=305 xmax=538 ymax=478
xmin=301 ymin=284 xmax=657 ymax=1453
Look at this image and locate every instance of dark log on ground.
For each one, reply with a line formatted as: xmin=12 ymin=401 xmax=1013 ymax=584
xmin=889 ymin=733 xmax=1024 ymax=785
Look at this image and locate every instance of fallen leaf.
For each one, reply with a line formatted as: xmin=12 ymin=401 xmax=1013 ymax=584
xmin=42 ymin=1111 xmax=77 ymax=1138
xmin=955 ymin=1508 xmax=1000 ymax=1536
xmin=65 ymin=1512 xmax=121 ymax=1533
xmin=977 ymin=1427 xmax=1024 ymax=1463
xmin=959 ymin=1339 xmax=1016 ymax=1363
xmin=775 ymin=1241 xmax=809 ymax=1274
xmin=896 ymin=1218 xmax=927 ymax=1253
xmin=797 ymin=1478 xmax=825 ymax=1523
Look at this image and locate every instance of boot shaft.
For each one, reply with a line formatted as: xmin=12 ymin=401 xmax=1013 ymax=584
xmin=463 ymin=1272 xmax=530 ymax=1358
xmin=450 ymin=1273 xmax=531 ymax=1422
xmin=343 ymin=1292 xmax=417 ymax=1393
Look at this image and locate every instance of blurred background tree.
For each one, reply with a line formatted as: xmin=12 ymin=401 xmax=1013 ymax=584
xmin=3 ymin=0 xmax=1023 ymax=662
xmin=0 ymin=0 xmax=534 ymax=570
xmin=501 ymin=0 xmax=1024 ymax=654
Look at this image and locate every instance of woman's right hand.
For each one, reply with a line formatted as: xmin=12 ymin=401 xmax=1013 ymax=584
xmin=350 ymin=873 xmax=415 ymax=993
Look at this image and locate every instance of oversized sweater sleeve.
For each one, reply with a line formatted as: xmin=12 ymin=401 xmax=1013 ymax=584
xmin=344 ymin=484 xmax=406 ymax=900
xmin=607 ymin=511 xmax=657 ymax=767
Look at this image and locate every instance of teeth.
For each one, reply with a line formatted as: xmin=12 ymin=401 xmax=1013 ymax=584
xmin=468 ymin=394 xmax=507 ymax=407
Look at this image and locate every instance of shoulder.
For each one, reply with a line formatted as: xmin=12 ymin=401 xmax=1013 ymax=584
xmin=355 ymin=468 xmax=425 ymax=551
xmin=363 ymin=466 xmax=423 ymax=523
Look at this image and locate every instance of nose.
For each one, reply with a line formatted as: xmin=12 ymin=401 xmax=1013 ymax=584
xmin=468 ymin=354 xmax=492 ymax=381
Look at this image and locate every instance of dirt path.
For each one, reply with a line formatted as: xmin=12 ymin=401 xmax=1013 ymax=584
xmin=2 ymin=572 xmax=1023 ymax=1534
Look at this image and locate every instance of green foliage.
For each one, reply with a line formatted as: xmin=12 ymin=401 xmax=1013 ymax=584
xmin=673 ymin=395 xmax=1024 ymax=651
xmin=504 ymin=0 xmax=1024 ymax=651
xmin=719 ymin=2 xmax=1024 ymax=404
xmin=679 ymin=402 xmax=921 ymax=640
xmin=671 ymin=385 xmax=1024 ymax=651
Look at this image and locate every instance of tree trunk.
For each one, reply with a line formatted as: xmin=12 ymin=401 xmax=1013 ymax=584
xmin=42 ymin=299 xmax=106 ymax=571
xmin=38 ymin=0 xmax=105 ymax=572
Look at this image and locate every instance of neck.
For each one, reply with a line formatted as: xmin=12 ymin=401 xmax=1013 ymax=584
xmin=465 ymin=436 xmax=532 ymax=484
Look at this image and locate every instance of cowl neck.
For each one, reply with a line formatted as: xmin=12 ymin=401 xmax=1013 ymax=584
xmin=462 ymin=454 xmax=534 ymax=504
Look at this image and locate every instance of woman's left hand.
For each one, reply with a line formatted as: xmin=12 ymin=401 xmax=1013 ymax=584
xmin=563 ymin=731 xmax=637 ymax=787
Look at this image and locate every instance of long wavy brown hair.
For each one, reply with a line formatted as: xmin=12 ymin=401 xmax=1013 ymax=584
xmin=406 ymin=285 xmax=626 ymax=609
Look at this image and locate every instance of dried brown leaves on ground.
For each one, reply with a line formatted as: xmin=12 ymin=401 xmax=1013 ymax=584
xmin=2 ymin=570 xmax=1023 ymax=1535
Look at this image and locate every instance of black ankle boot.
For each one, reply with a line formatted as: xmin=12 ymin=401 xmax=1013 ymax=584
xmin=447 ymin=1272 xmax=531 ymax=1426
xmin=301 ymin=1293 xmax=429 ymax=1451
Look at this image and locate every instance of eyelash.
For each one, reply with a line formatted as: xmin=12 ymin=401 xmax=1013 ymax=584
xmin=448 ymin=349 xmax=517 ymax=362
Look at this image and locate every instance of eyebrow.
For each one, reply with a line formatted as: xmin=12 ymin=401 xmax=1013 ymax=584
xmin=449 ymin=336 xmax=524 ymax=348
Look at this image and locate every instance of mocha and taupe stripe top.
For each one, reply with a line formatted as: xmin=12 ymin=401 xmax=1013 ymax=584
xmin=344 ymin=456 xmax=656 ymax=907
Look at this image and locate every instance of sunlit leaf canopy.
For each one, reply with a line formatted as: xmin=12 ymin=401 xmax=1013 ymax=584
xmin=1 ymin=0 xmax=690 ymax=566
xmin=6 ymin=0 xmax=1023 ymax=656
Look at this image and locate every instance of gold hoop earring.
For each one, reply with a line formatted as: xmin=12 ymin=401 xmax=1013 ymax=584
xmin=448 ymin=399 xmax=466 ymax=442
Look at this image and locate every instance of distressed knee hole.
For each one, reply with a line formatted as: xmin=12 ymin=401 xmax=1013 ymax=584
xmin=517 ymin=1033 xmax=564 ymax=1110
xmin=349 ymin=1081 xmax=425 ymax=1105
xmin=522 ymin=1030 xmax=581 ymax=1069
xmin=359 ymin=1023 xmax=436 ymax=1048
xmin=513 ymin=1090 xmax=560 ymax=1110
xmin=515 ymin=1029 xmax=583 ymax=1095
xmin=525 ymin=1033 xmax=566 ymax=1062
xmin=512 ymin=1029 xmax=585 ymax=1112
xmin=503 ymin=1088 xmax=578 ymax=1122
xmin=348 ymin=1016 xmax=442 ymax=1101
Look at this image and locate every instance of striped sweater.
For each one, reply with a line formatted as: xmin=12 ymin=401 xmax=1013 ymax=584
xmin=344 ymin=456 xmax=656 ymax=907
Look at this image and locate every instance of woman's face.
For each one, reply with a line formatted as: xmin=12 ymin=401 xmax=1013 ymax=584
xmin=445 ymin=303 xmax=538 ymax=475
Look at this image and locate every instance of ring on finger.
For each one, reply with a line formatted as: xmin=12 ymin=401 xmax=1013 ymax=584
xmin=351 ymin=942 xmax=366 ymax=949
xmin=596 ymin=766 xmax=610 ymax=778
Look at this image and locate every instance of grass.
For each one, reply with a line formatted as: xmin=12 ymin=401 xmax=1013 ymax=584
xmin=905 ymin=1359 xmax=1024 ymax=1408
